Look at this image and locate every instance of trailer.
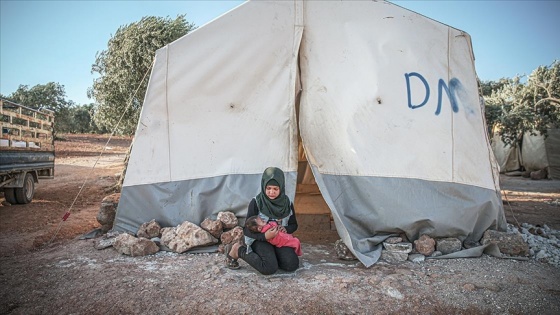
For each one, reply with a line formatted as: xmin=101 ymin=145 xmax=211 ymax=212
xmin=1 ymin=99 xmax=55 ymax=204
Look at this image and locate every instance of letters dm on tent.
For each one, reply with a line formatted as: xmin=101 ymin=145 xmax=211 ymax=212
xmin=113 ymin=0 xmax=507 ymax=267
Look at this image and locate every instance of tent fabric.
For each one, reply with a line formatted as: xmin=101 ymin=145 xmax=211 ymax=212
xmin=520 ymin=129 xmax=560 ymax=179
xmin=489 ymin=128 xmax=559 ymax=178
xmin=297 ymin=0 xmax=505 ymax=266
xmin=491 ymin=132 xmax=521 ymax=173
xmin=114 ymin=0 xmax=506 ymax=267
xmin=313 ymin=169 xmax=504 ymax=266
xmin=544 ymin=129 xmax=560 ymax=179
xmin=115 ymin=0 xmax=302 ymax=233
xmin=521 ymin=132 xmax=549 ymax=172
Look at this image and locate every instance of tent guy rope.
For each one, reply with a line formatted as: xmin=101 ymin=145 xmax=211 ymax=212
xmin=47 ymin=62 xmax=154 ymax=246
xmin=502 ymin=190 xmax=521 ymax=229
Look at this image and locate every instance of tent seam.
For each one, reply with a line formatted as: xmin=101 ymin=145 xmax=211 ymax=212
xmin=165 ymin=46 xmax=171 ymax=182
xmin=448 ymin=27 xmax=455 ymax=184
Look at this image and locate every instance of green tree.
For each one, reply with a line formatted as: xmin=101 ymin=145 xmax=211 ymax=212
xmin=8 ymin=82 xmax=68 ymax=111
xmin=89 ymin=15 xmax=195 ymax=134
xmin=479 ymin=78 xmax=509 ymax=97
xmin=526 ymin=60 xmax=560 ymax=135
xmin=4 ymin=82 xmax=71 ymax=134
xmin=65 ymin=104 xmax=96 ymax=133
xmin=484 ymin=61 xmax=560 ymax=146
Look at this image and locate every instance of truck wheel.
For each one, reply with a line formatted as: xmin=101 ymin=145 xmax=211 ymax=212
xmin=15 ymin=173 xmax=35 ymax=204
xmin=4 ymin=188 xmax=18 ymax=204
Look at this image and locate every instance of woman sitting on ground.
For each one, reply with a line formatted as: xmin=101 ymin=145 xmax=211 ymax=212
xmin=225 ymin=167 xmax=300 ymax=274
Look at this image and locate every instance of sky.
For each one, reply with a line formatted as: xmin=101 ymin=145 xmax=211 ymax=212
xmin=1 ymin=0 xmax=559 ymax=106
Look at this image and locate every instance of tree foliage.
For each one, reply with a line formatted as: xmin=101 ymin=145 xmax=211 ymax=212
xmin=65 ymin=104 xmax=108 ymax=134
xmin=89 ymin=15 xmax=195 ymax=134
xmin=7 ymin=82 xmax=68 ymax=112
xmin=483 ymin=60 xmax=560 ymax=146
xmin=3 ymin=82 xmax=72 ymax=134
xmin=2 ymin=83 xmax=105 ymax=134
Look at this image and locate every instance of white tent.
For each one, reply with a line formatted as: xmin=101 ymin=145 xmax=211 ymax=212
xmin=521 ymin=129 xmax=560 ymax=179
xmin=491 ymin=127 xmax=521 ymax=173
xmin=490 ymin=127 xmax=560 ymax=179
xmin=114 ymin=0 xmax=506 ymax=267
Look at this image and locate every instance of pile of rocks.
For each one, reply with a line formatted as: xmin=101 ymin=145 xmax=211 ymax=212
xmin=334 ymin=226 xmax=559 ymax=266
xmin=97 ymin=194 xmax=559 ymax=267
xmin=379 ymin=234 xmax=472 ymax=264
xmin=96 ymin=193 xmax=120 ymax=233
xmin=508 ymin=222 xmax=560 ymax=268
xmin=94 ymin=208 xmax=244 ymax=257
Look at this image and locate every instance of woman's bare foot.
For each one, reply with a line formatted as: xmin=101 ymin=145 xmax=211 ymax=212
xmin=229 ymin=242 xmax=241 ymax=259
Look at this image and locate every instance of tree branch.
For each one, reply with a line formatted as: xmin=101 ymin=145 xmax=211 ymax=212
xmin=534 ymin=97 xmax=560 ymax=108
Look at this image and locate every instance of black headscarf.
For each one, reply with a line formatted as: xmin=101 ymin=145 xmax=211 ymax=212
xmin=255 ymin=167 xmax=291 ymax=219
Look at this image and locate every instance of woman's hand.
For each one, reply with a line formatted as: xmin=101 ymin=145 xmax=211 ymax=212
xmin=277 ymin=226 xmax=287 ymax=233
xmin=264 ymin=226 xmax=280 ymax=240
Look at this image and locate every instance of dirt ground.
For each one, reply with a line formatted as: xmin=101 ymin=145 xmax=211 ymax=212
xmin=0 ymin=134 xmax=559 ymax=314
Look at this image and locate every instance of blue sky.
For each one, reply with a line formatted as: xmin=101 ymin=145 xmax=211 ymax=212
xmin=1 ymin=0 xmax=559 ymax=106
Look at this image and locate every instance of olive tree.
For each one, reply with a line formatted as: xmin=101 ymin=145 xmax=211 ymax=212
xmin=89 ymin=15 xmax=195 ymax=134
xmin=483 ymin=60 xmax=560 ymax=146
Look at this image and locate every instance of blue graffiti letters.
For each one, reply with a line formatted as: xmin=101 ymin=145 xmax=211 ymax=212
xmin=405 ymin=72 xmax=464 ymax=115
xmin=405 ymin=72 xmax=430 ymax=109
xmin=435 ymin=78 xmax=462 ymax=115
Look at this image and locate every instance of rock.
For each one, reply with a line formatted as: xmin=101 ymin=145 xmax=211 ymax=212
xmin=384 ymin=237 xmax=402 ymax=244
xmin=200 ymin=218 xmax=223 ymax=239
xmin=94 ymin=231 xmax=122 ymax=250
xmin=96 ymin=193 xmax=120 ymax=233
xmin=535 ymin=250 xmax=548 ymax=260
xmin=463 ymin=283 xmax=476 ymax=291
xmin=386 ymin=287 xmax=404 ymax=299
xmin=436 ymin=238 xmax=462 ymax=255
xmin=161 ymin=221 xmax=218 ymax=253
xmin=334 ymin=239 xmax=357 ymax=260
xmin=217 ymin=211 xmax=238 ymax=229
xmin=475 ymin=281 xmax=501 ymax=292
xmin=95 ymin=238 xmax=115 ymax=250
xmin=137 ymin=219 xmax=161 ymax=239
xmin=380 ymin=250 xmax=408 ymax=264
xmin=481 ymin=230 xmax=529 ymax=256
xmin=530 ymin=168 xmax=548 ymax=180
xmin=113 ymin=233 xmax=159 ymax=256
xmin=408 ymin=254 xmax=425 ymax=263
xmin=220 ymin=226 xmax=243 ymax=245
xmin=528 ymin=227 xmax=546 ymax=237
xmin=431 ymin=251 xmax=442 ymax=257
xmin=414 ymin=235 xmax=435 ymax=256
xmin=383 ymin=242 xmax=412 ymax=253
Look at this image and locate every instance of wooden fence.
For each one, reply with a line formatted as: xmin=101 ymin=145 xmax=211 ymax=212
xmin=0 ymin=99 xmax=54 ymax=151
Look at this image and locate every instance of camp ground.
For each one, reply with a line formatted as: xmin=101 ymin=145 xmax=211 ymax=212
xmin=113 ymin=0 xmax=507 ymax=267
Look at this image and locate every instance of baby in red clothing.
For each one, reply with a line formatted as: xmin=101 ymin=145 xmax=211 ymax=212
xmin=245 ymin=215 xmax=302 ymax=256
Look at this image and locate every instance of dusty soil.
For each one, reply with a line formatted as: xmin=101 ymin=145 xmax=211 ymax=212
xmin=1 ymin=134 xmax=559 ymax=314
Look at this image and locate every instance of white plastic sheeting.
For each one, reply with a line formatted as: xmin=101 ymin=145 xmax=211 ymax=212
xmin=521 ymin=129 xmax=560 ymax=179
xmin=522 ymin=132 xmax=550 ymax=171
xmin=491 ymin=132 xmax=521 ymax=173
xmin=115 ymin=0 xmax=506 ymax=267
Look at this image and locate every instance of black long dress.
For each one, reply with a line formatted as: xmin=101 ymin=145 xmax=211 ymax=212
xmin=237 ymin=198 xmax=299 ymax=275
